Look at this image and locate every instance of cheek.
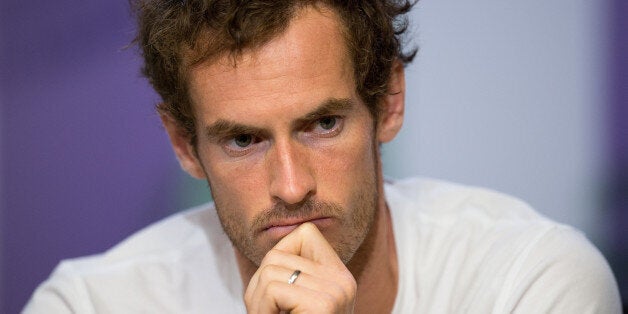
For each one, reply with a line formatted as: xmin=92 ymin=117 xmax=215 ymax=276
xmin=202 ymin=150 xmax=268 ymax=221
xmin=313 ymin=130 xmax=376 ymax=198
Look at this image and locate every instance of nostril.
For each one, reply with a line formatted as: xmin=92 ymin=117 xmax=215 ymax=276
xmin=271 ymin=194 xmax=317 ymax=213
xmin=282 ymin=191 xmax=315 ymax=209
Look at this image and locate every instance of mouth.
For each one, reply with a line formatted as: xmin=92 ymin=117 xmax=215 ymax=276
xmin=261 ymin=217 xmax=334 ymax=239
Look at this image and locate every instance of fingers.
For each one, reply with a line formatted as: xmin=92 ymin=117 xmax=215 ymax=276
xmin=244 ymin=222 xmax=356 ymax=314
xmin=246 ymin=250 xmax=319 ymax=295
xmin=246 ymin=252 xmax=352 ymax=298
xmin=272 ymin=222 xmax=344 ymax=268
xmin=246 ymin=263 xmax=354 ymax=314
xmin=257 ymin=282 xmax=340 ymax=314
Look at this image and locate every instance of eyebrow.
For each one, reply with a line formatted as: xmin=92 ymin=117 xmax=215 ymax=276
xmin=294 ymin=98 xmax=354 ymax=126
xmin=203 ymin=97 xmax=355 ymax=141
xmin=204 ymin=120 xmax=267 ymax=142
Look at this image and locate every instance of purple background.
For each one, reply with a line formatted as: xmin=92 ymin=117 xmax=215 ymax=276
xmin=1 ymin=1 xmax=184 ymax=312
xmin=1 ymin=0 xmax=626 ymax=312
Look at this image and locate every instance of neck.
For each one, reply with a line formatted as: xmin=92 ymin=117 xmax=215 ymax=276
xmin=234 ymin=183 xmax=398 ymax=313
xmin=351 ymin=180 xmax=398 ymax=313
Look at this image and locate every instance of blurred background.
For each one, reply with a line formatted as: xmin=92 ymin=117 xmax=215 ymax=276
xmin=1 ymin=0 xmax=626 ymax=312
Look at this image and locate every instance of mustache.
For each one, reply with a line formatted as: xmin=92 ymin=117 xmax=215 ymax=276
xmin=251 ymin=199 xmax=344 ymax=233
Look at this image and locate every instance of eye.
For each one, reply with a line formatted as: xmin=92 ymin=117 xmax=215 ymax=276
xmin=222 ymin=134 xmax=261 ymax=156
xmin=233 ymin=134 xmax=253 ymax=148
xmin=309 ymin=116 xmax=343 ymax=137
xmin=318 ymin=117 xmax=336 ymax=130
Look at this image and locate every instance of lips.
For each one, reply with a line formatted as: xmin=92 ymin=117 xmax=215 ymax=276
xmin=262 ymin=217 xmax=334 ymax=239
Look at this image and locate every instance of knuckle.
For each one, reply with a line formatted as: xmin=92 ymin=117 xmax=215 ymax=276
xmin=244 ymin=302 xmax=255 ymax=314
xmin=347 ymin=275 xmax=357 ymax=294
xmin=334 ymin=272 xmax=356 ymax=304
xmin=318 ymin=293 xmax=336 ymax=312
xmin=329 ymin=284 xmax=346 ymax=302
xmin=260 ymin=248 xmax=283 ymax=265
xmin=243 ymin=292 xmax=256 ymax=313
xmin=333 ymin=271 xmax=357 ymax=295
xmin=265 ymin=280 xmax=283 ymax=295
xmin=342 ymin=271 xmax=357 ymax=290
xmin=258 ymin=264 xmax=279 ymax=282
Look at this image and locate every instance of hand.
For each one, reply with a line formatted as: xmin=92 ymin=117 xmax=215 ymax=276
xmin=244 ymin=222 xmax=357 ymax=313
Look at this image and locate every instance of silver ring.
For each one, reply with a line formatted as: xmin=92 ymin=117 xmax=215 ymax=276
xmin=287 ymin=270 xmax=301 ymax=285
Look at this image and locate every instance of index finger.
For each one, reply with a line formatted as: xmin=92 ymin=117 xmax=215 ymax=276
xmin=272 ymin=222 xmax=344 ymax=267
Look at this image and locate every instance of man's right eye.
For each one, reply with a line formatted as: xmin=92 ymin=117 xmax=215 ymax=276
xmin=233 ymin=134 xmax=253 ymax=148
xmin=222 ymin=134 xmax=261 ymax=157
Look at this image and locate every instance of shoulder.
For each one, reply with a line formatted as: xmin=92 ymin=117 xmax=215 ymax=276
xmin=101 ymin=203 xmax=222 ymax=261
xmin=23 ymin=203 xmax=243 ymax=313
xmin=494 ymin=224 xmax=622 ymax=313
xmin=386 ymin=177 xmax=621 ymax=313
xmin=72 ymin=203 xmax=221 ymax=269
xmin=385 ymin=177 xmax=558 ymax=257
xmin=385 ymin=177 xmax=542 ymax=222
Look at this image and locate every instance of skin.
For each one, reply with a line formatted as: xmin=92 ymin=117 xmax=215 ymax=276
xmin=162 ymin=5 xmax=406 ymax=313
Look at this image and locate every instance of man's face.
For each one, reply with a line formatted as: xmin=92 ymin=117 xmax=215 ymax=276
xmin=185 ymin=6 xmax=380 ymax=266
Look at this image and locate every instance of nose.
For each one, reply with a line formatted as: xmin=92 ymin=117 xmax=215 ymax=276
xmin=268 ymin=139 xmax=316 ymax=205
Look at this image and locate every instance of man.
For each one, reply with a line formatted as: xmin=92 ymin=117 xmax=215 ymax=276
xmin=25 ymin=0 xmax=621 ymax=313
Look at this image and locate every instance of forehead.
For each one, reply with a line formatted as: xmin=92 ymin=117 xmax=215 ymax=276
xmin=186 ymin=5 xmax=357 ymax=125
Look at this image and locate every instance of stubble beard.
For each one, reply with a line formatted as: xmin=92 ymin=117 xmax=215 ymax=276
xmin=207 ymin=156 xmax=379 ymax=267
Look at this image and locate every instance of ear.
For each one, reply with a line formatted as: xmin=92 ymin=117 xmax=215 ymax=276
xmin=160 ymin=111 xmax=207 ymax=179
xmin=377 ymin=59 xmax=406 ymax=143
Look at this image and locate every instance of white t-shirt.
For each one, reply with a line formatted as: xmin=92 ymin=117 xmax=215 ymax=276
xmin=24 ymin=178 xmax=621 ymax=313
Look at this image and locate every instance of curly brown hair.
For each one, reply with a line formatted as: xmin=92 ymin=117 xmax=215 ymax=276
xmin=132 ymin=0 xmax=417 ymax=145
